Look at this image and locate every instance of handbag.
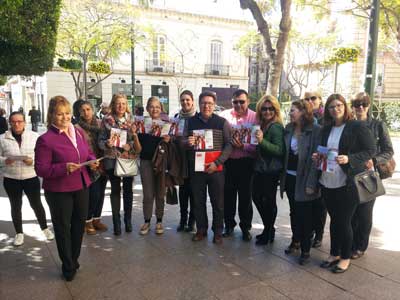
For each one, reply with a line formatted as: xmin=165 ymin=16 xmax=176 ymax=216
xmin=254 ymin=154 xmax=283 ymax=175
xmin=353 ymin=170 xmax=385 ymax=203
xmin=114 ymin=157 xmax=139 ymax=177
xmin=166 ymin=186 xmax=178 ymax=205
xmin=376 ymin=157 xmax=396 ymax=180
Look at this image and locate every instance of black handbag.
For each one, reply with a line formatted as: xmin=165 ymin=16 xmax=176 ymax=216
xmin=353 ymin=170 xmax=385 ymax=203
xmin=254 ymin=153 xmax=283 ymax=175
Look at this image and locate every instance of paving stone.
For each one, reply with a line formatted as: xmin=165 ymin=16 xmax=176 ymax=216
xmin=215 ymin=281 xmax=289 ymax=300
xmin=351 ymin=277 xmax=400 ymax=300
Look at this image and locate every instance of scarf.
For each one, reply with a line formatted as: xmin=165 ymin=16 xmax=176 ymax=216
xmin=178 ymin=106 xmax=196 ymax=119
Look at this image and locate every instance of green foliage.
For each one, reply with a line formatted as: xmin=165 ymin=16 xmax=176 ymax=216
xmin=324 ymin=47 xmax=361 ymax=66
xmin=88 ymin=61 xmax=111 ymax=74
xmin=0 ymin=75 xmax=7 ymax=85
xmin=235 ymin=30 xmax=263 ymax=57
xmin=0 ymin=0 xmax=62 ymax=75
xmin=378 ymin=101 xmax=400 ymax=131
xmin=57 ymin=58 xmax=82 ymax=71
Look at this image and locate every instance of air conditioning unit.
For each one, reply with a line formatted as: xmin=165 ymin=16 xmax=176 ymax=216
xmin=212 ymin=70 xmax=220 ymax=75
xmin=154 ymin=67 xmax=164 ymax=72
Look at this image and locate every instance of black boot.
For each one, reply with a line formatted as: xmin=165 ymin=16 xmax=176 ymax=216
xmin=124 ymin=211 xmax=132 ymax=233
xmin=113 ymin=214 xmax=121 ymax=236
xmin=177 ymin=219 xmax=186 ymax=232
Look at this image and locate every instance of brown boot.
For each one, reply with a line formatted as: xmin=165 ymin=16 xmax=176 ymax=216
xmin=85 ymin=221 xmax=96 ymax=235
xmin=92 ymin=219 xmax=108 ymax=232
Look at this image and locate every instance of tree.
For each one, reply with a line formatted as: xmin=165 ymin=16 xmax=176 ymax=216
xmin=56 ymin=0 xmax=145 ymax=99
xmin=0 ymin=0 xmax=61 ymax=76
xmin=240 ymin=0 xmax=292 ymax=97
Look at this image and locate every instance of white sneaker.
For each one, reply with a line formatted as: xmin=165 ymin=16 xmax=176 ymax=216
xmin=14 ymin=233 xmax=24 ymax=246
xmin=140 ymin=223 xmax=150 ymax=235
xmin=43 ymin=228 xmax=54 ymax=240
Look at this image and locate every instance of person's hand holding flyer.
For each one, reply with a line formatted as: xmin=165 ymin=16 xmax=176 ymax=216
xmin=316 ymin=145 xmax=338 ymax=173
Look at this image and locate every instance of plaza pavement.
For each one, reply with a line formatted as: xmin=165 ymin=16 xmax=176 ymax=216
xmin=0 ymin=134 xmax=400 ymax=300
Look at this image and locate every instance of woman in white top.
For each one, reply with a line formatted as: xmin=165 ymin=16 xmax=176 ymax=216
xmin=0 ymin=111 xmax=54 ymax=246
xmin=313 ymin=94 xmax=375 ymax=273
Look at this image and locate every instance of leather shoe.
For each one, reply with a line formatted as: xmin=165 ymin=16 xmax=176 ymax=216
xmin=351 ymin=250 xmax=364 ymax=259
xmin=63 ymin=269 xmax=76 ymax=282
xmin=213 ymin=234 xmax=223 ymax=244
xmin=242 ymin=230 xmax=252 ymax=242
xmin=284 ymin=242 xmax=300 ymax=254
xmin=299 ymin=253 xmax=310 ymax=265
xmin=255 ymin=237 xmax=269 ymax=246
xmin=177 ymin=223 xmax=185 ymax=232
xmin=320 ymin=259 xmax=340 ymax=268
xmin=331 ymin=264 xmax=349 ymax=274
xmin=192 ymin=232 xmax=207 ymax=242
xmin=222 ymin=227 xmax=234 ymax=237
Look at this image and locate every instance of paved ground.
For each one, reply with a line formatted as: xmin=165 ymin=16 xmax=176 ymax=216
xmin=0 ymin=134 xmax=399 ymax=300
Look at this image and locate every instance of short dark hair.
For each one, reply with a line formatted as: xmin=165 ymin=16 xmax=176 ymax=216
xmin=351 ymin=92 xmax=371 ymax=106
xmin=9 ymin=111 xmax=25 ymax=122
xmin=232 ymin=89 xmax=248 ymax=99
xmin=324 ymin=93 xmax=353 ymax=126
xmin=180 ymin=90 xmax=194 ymax=101
xmin=199 ymin=91 xmax=217 ymax=105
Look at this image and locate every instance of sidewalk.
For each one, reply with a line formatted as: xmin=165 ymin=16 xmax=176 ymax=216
xmin=0 ymin=139 xmax=400 ymax=300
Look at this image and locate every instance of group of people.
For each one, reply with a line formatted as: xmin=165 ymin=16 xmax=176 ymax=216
xmin=0 ymin=88 xmax=393 ymax=281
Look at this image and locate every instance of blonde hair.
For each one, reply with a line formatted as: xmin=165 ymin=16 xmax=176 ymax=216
xmin=109 ymin=93 xmax=131 ymax=115
xmin=47 ymin=95 xmax=71 ymax=128
xmin=146 ymin=96 xmax=164 ymax=112
xmin=255 ymin=95 xmax=283 ymax=126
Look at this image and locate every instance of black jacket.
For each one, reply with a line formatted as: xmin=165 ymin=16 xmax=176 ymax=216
xmin=365 ymin=118 xmax=394 ymax=166
xmin=320 ymin=120 xmax=376 ymax=181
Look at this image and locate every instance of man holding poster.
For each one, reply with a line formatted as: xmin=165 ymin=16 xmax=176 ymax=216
xmin=187 ymin=91 xmax=232 ymax=244
xmin=219 ymin=89 xmax=257 ymax=241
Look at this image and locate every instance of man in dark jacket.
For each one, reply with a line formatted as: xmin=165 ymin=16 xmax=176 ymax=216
xmin=186 ymin=91 xmax=232 ymax=244
xmin=28 ymin=106 xmax=41 ymax=132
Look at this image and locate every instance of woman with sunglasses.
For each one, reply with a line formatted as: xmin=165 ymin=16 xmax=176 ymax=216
xmin=253 ymin=95 xmax=284 ymax=245
xmin=304 ymin=91 xmax=324 ymax=125
xmin=280 ymin=100 xmax=321 ymax=264
xmin=303 ymin=91 xmax=327 ymax=248
xmin=350 ymin=92 xmax=394 ymax=259
xmin=313 ymin=94 xmax=375 ymax=273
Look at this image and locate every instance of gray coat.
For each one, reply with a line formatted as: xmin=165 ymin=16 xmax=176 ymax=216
xmin=280 ymin=123 xmax=321 ymax=202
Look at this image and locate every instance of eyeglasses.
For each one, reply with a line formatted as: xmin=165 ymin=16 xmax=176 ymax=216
xmin=261 ymin=107 xmax=275 ymax=112
xmin=304 ymin=96 xmax=318 ymax=101
xmin=200 ymin=102 xmax=215 ymax=107
xmin=328 ymin=103 xmax=344 ymax=110
xmin=352 ymin=102 xmax=369 ymax=108
xmin=232 ymin=100 xmax=246 ymax=105
xmin=10 ymin=120 xmax=24 ymax=124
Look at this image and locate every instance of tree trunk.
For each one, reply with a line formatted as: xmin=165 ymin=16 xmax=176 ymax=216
xmin=240 ymin=0 xmax=292 ymax=97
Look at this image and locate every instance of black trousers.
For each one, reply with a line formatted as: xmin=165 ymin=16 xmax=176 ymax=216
xmin=284 ymin=174 xmax=300 ymax=243
xmin=87 ymin=175 xmax=108 ymax=220
xmin=191 ymin=171 xmax=225 ymax=235
xmin=106 ymin=170 xmax=133 ymax=223
xmin=224 ymin=158 xmax=254 ymax=231
xmin=45 ymin=188 xmax=89 ymax=276
xmin=252 ymin=173 xmax=279 ymax=235
xmin=31 ymin=122 xmax=38 ymax=132
xmin=312 ymin=196 xmax=327 ymax=241
xmin=322 ymin=186 xmax=358 ymax=259
xmin=352 ymin=199 xmax=375 ymax=252
xmin=178 ymin=177 xmax=195 ymax=225
xmin=3 ymin=177 xmax=47 ymax=234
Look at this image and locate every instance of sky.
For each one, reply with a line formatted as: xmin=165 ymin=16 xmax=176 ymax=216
xmin=145 ymin=0 xmax=254 ymax=21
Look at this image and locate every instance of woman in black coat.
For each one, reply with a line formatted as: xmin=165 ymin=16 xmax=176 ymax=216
xmin=350 ymin=92 xmax=394 ymax=259
xmin=313 ymin=94 xmax=376 ymax=273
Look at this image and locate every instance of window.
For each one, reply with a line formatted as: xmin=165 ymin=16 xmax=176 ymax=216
xmin=153 ymin=35 xmax=166 ymax=67
xmin=210 ymin=40 xmax=222 ymax=68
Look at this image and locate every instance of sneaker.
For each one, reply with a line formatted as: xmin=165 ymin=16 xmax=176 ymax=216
xmin=140 ymin=223 xmax=150 ymax=235
xmin=14 ymin=233 xmax=24 ymax=246
xmin=155 ymin=223 xmax=164 ymax=235
xmin=42 ymin=228 xmax=54 ymax=240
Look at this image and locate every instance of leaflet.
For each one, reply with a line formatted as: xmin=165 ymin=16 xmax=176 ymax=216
xmin=79 ymin=157 xmax=104 ymax=167
xmin=110 ymin=128 xmax=127 ymax=148
xmin=6 ymin=155 xmax=29 ymax=161
xmin=193 ymin=129 xmax=213 ymax=150
xmin=317 ymin=145 xmax=338 ymax=173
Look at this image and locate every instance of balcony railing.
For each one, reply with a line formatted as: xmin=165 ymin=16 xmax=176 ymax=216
xmin=204 ymin=64 xmax=230 ymax=76
xmin=145 ymin=60 xmax=175 ymax=74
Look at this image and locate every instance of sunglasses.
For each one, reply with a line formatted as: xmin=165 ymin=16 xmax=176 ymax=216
xmin=261 ymin=107 xmax=275 ymax=112
xmin=352 ymin=102 xmax=369 ymax=108
xmin=232 ymin=100 xmax=246 ymax=105
xmin=304 ymin=96 xmax=318 ymax=101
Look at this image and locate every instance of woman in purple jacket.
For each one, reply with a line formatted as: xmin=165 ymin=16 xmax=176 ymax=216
xmin=35 ymin=95 xmax=98 ymax=282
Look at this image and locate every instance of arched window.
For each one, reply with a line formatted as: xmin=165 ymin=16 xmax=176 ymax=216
xmin=210 ymin=40 xmax=222 ymax=67
xmin=153 ymin=35 xmax=166 ymax=67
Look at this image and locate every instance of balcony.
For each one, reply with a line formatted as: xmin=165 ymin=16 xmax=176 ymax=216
xmin=145 ymin=60 xmax=175 ymax=74
xmin=204 ymin=64 xmax=230 ymax=76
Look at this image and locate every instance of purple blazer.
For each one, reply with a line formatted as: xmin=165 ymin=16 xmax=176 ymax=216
xmin=34 ymin=126 xmax=96 ymax=192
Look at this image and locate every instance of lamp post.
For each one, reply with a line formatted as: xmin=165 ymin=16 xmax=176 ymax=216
xmin=131 ymin=37 xmax=135 ymax=112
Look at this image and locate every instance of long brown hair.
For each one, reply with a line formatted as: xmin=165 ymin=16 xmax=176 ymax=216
xmin=323 ymin=93 xmax=353 ymax=126
xmin=255 ymin=95 xmax=283 ymax=127
xmin=46 ymin=95 xmax=71 ymax=128
xmin=291 ymin=99 xmax=314 ymax=128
